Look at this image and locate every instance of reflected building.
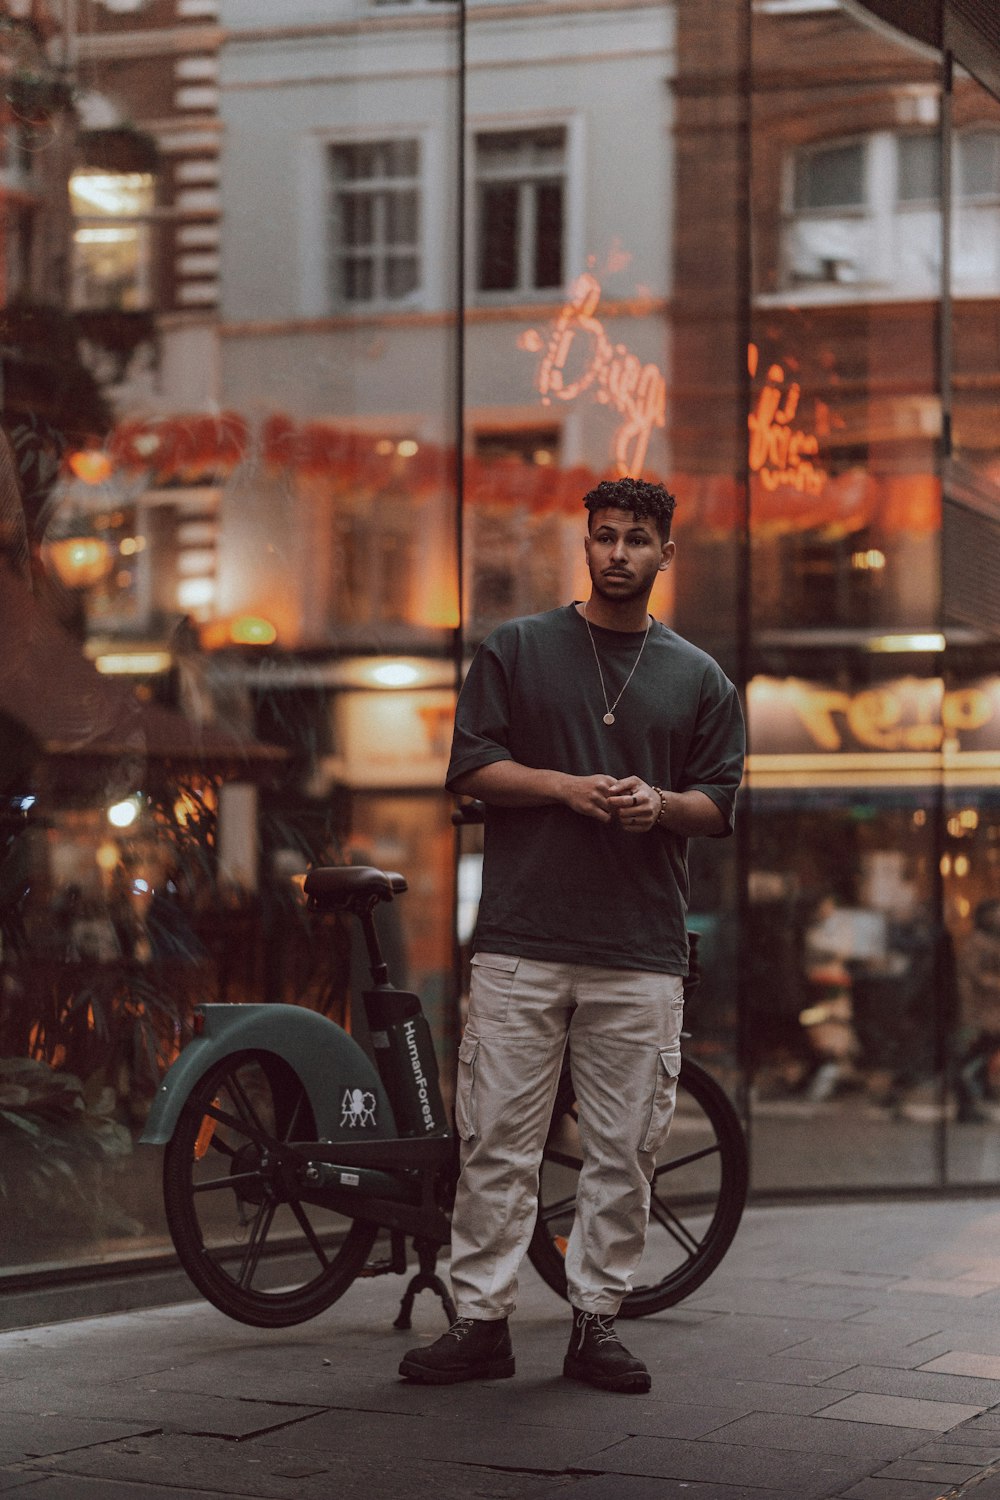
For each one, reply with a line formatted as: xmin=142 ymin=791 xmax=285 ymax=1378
xmin=2 ymin=0 xmax=1000 ymax=1287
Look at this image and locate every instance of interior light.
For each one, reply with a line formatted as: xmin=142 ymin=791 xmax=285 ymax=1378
xmin=229 ymin=616 xmax=278 ymax=646
xmin=46 ymin=536 xmax=112 ymax=588
xmin=868 ymin=633 xmax=946 ymax=653
xmin=375 ymin=439 xmax=395 ymax=456
xmin=177 ymin=577 xmax=216 ymax=610
xmin=95 ymin=651 xmax=172 ymax=675
xmin=396 ymin=439 xmax=419 ymax=458
xmin=370 ymin=662 xmax=421 ymax=687
xmin=68 ymin=451 xmax=114 ymax=485
xmin=108 ymin=798 xmax=140 ymax=829
xmin=95 ymin=841 xmax=120 ymax=873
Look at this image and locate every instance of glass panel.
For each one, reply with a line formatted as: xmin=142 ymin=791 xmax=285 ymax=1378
xmin=898 ymin=133 xmax=941 ymax=201
xmin=749 ymin=2 xmax=945 ymax=1190
xmin=477 ymin=183 xmax=519 ymax=291
xmin=462 ymin=0 xmax=742 ymax=1104
xmin=0 ymin=2 xmax=461 ymax=1276
xmin=793 ymin=140 xmax=866 ymax=210
xmin=944 ymin=66 xmax=1000 ymax=1185
xmin=958 ymin=128 xmax=1000 ymax=198
xmin=951 ymin=71 xmax=1000 ymax=493
xmin=534 ymin=181 xmax=564 ymax=288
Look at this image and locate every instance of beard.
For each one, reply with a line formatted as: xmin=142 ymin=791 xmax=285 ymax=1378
xmin=589 ymin=569 xmax=652 ymax=603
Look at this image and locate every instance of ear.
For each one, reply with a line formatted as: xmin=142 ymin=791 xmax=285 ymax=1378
xmin=658 ymin=540 xmax=676 ymax=572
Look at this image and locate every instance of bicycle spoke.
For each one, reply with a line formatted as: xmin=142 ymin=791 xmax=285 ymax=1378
xmin=226 ymin=1071 xmax=271 ymax=1139
xmin=207 ymin=1133 xmax=237 ymax=1160
xmin=281 ymin=1086 xmax=310 ymax=1144
xmin=204 ymin=1101 xmax=274 ymax=1152
xmin=649 ymin=1192 xmax=701 ymax=1257
xmin=192 ymin=1171 xmax=261 ymax=1195
xmin=237 ymin=1199 xmax=277 ymax=1289
xmin=289 ymin=1200 xmax=331 ymax=1271
xmin=652 ymin=1140 xmax=722 ymax=1179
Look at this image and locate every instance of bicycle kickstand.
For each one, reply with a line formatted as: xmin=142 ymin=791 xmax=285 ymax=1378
xmin=393 ymin=1237 xmax=457 ymax=1330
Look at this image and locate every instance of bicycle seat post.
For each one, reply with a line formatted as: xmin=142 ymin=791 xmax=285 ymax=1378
xmin=352 ymin=896 xmax=390 ymax=988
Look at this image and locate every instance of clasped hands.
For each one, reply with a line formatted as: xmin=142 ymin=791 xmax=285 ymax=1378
xmin=564 ymin=774 xmax=662 ymax=833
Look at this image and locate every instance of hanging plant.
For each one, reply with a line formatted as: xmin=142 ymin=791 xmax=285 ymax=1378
xmin=4 ymin=69 xmax=74 ymax=124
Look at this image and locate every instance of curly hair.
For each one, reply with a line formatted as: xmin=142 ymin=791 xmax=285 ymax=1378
xmin=582 ymin=477 xmax=676 ymax=542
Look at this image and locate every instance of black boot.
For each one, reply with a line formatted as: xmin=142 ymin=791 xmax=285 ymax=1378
xmin=399 ymin=1316 xmax=515 ymax=1385
xmin=563 ymin=1308 xmax=650 ymax=1394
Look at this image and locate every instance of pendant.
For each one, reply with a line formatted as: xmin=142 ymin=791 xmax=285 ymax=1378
xmin=603 ymin=712 xmax=615 ymax=725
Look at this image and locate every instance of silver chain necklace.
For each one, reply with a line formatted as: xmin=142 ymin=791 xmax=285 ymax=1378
xmin=582 ymin=602 xmax=652 ymax=725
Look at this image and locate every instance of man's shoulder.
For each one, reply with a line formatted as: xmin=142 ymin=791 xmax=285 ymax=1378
xmin=650 ymin=623 xmax=735 ymax=683
xmin=482 ymin=605 xmax=575 ymax=651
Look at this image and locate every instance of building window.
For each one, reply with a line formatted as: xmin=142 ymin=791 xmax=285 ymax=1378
xmin=897 ymin=133 xmax=941 ymax=203
xmin=958 ymin=129 xmax=1000 ymax=200
xmin=328 ymin=140 xmax=421 ymax=307
xmin=69 ymin=169 xmax=156 ymax=311
xmin=475 ymin=127 xmax=566 ymax=296
xmin=792 ymin=140 xmax=865 ymax=212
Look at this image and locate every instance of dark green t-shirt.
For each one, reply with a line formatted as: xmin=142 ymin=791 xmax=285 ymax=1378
xmin=446 ymin=604 xmax=746 ymax=975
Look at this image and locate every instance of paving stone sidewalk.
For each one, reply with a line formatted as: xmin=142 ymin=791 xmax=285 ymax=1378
xmin=6 ymin=1200 xmax=1000 ymax=1499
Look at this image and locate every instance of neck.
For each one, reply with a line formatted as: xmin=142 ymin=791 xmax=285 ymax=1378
xmin=579 ymin=594 xmax=651 ymax=632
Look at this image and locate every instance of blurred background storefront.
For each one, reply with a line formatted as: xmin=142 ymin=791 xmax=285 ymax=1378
xmin=1 ymin=0 xmax=999 ymax=1297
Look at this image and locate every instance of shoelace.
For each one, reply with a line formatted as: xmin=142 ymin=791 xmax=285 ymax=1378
xmin=575 ymin=1312 xmax=620 ymax=1350
xmin=445 ymin=1317 xmax=477 ymax=1340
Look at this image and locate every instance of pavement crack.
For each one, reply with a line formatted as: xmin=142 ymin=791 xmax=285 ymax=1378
xmin=22 ymin=1426 xmax=163 ymax=1460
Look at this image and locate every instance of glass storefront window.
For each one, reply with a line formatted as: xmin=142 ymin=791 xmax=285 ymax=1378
xmin=5 ymin=0 xmax=1000 ymax=1291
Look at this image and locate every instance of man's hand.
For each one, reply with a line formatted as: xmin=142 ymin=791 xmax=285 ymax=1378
xmin=559 ymin=774 xmax=617 ymax=822
xmin=607 ymin=776 xmax=660 ymax=833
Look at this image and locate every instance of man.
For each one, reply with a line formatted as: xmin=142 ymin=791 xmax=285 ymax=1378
xmin=399 ymin=476 xmax=745 ymax=1394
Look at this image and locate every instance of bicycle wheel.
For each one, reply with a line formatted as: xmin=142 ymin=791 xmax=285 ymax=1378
xmin=163 ymin=1050 xmax=378 ymax=1328
xmin=527 ymin=1056 xmax=748 ymax=1317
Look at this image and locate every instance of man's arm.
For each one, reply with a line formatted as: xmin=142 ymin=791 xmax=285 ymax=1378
xmin=451 ymin=760 xmax=619 ymax=823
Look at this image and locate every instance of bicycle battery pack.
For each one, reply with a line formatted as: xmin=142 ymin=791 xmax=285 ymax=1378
xmin=364 ymin=989 xmax=449 ymax=1137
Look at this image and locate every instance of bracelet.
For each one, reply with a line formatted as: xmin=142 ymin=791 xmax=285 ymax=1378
xmin=651 ymin=786 xmax=668 ymax=827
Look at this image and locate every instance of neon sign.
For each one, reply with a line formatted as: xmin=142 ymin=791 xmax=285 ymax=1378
xmin=750 ymin=677 xmax=996 ymax=755
xmin=747 ymin=344 xmax=827 ymax=495
xmin=519 ymin=273 xmax=666 ymax=478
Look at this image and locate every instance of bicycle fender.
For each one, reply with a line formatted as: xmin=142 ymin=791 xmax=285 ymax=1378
xmin=140 ymin=1004 xmax=398 ymax=1146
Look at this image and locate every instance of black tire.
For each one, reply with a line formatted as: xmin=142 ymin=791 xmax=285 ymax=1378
xmin=163 ymin=1050 xmax=378 ymax=1328
xmin=527 ymin=1056 xmax=748 ymax=1317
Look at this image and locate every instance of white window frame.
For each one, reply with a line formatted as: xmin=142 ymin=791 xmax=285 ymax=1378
xmin=299 ymin=125 xmax=440 ymax=317
xmin=326 ymin=137 xmax=422 ymax=310
xmin=68 ymin=168 xmax=157 ymax=313
xmin=469 ymin=115 xmax=584 ymax=304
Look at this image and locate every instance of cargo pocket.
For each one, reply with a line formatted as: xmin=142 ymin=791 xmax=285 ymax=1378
xmin=641 ymin=1046 xmax=682 ymax=1155
xmin=469 ymin=952 xmax=520 ymax=1025
xmin=454 ymin=1034 xmax=480 ymax=1141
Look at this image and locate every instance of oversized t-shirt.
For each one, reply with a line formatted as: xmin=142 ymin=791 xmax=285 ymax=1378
xmin=446 ymin=604 xmax=745 ymax=975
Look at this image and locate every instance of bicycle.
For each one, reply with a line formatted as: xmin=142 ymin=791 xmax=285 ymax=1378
xmin=142 ymin=834 xmax=748 ymax=1331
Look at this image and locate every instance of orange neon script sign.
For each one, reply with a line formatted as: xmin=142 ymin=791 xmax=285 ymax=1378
xmin=748 ymin=344 xmax=827 ymax=495
xmin=519 ymin=274 xmax=666 ymax=477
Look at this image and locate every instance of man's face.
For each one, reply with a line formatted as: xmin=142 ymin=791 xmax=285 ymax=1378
xmin=584 ymin=507 xmax=674 ymax=603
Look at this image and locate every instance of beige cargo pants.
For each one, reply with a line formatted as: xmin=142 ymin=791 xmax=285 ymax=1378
xmin=450 ymin=952 xmax=684 ymax=1319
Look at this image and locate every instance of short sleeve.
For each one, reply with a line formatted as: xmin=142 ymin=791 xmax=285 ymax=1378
xmin=678 ymin=671 xmax=746 ymax=836
xmin=445 ymin=635 xmax=516 ymax=790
